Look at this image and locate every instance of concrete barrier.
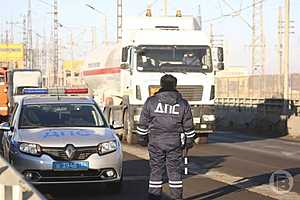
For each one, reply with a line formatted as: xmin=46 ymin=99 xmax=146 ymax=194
xmin=0 ymin=156 xmax=45 ymax=200
xmin=215 ymin=98 xmax=299 ymax=137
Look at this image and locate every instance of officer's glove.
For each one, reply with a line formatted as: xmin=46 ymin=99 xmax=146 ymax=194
xmin=137 ymin=135 xmax=148 ymax=147
xmin=185 ymin=137 xmax=194 ymax=149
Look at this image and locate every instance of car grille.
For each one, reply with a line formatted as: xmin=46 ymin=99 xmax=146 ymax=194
xmin=42 ymin=146 xmax=98 ymax=161
xmin=176 ymin=85 xmax=203 ymax=101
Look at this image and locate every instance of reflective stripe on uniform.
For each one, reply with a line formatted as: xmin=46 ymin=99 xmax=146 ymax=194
xmin=186 ymin=133 xmax=195 ymax=138
xmin=185 ymin=130 xmax=195 ymax=138
xmin=169 ymin=184 xmax=183 ymax=188
xmin=137 ymin=126 xmax=149 ymax=135
xmin=169 ymin=180 xmax=182 ymax=184
xmin=149 ymin=181 xmax=163 ymax=184
xmin=185 ymin=130 xmax=195 ymax=136
xmin=169 ymin=180 xmax=183 ymax=188
xmin=149 ymin=184 xmax=162 ymax=188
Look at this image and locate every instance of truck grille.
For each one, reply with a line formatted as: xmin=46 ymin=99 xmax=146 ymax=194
xmin=176 ymin=85 xmax=203 ymax=101
xmin=42 ymin=146 xmax=97 ymax=161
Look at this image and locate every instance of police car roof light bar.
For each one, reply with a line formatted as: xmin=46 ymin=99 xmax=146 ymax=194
xmin=23 ymin=88 xmax=48 ymax=95
xmin=64 ymin=88 xmax=88 ymax=94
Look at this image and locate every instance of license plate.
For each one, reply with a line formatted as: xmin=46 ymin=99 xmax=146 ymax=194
xmin=53 ymin=161 xmax=89 ymax=171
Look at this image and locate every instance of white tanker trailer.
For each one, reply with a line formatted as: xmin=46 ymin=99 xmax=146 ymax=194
xmin=81 ymin=14 xmax=224 ymax=144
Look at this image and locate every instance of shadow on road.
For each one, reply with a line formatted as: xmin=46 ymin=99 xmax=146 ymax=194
xmin=184 ymin=167 xmax=300 ymax=200
xmin=207 ymin=130 xmax=294 ymax=145
xmin=186 ymin=155 xmax=228 ymax=176
xmin=36 ymin=153 xmax=228 ymax=200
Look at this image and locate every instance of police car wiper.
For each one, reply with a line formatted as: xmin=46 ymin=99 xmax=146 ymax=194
xmin=19 ymin=125 xmax=46 ymax=129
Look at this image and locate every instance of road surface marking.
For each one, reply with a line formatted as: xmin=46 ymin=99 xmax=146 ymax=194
xmin=122 ymin=144 xmax=300 ymax=200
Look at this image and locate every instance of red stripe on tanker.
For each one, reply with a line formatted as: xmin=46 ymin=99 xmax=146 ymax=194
xmin=82 ymin=67 xmax=121 ymax=76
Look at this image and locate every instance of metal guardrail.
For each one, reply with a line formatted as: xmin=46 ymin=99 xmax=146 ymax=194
xmin=0 ymin=156 xmax=45 ymax=200
xmin=215 ymin=98 xmax=300 ymax=115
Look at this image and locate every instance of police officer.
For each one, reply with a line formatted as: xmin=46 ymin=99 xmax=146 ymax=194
xmin=137 ymin=74 xmax=195 ymax=200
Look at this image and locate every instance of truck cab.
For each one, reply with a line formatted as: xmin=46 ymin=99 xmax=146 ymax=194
xmin=113 ymin=16 xmax=224 ymax=143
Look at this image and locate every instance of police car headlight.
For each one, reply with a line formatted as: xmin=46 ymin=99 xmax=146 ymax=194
xmin=202 ymin=115 xmax=216 ymax=122
xmin=19 ymin=143 xmax=41 ymax=155
xmin=98 ymin=140 xmax=117 ymax=155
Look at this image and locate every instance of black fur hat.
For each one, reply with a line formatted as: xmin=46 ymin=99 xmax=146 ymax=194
xmin=160 ymin=74 xmax=177 ymax=90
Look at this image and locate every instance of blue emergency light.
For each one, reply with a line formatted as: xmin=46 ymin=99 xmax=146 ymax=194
xmin=23 ymin=88 xmax=48 ymax=95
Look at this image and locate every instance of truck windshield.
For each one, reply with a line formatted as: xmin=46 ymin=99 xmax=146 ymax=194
xmin=19 ymin=104 xmax=107 ymax=129
xmin=136 ymin=45 xmax=212 ymax=73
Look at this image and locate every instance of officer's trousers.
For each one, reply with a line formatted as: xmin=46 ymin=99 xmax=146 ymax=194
xmin=148 ymin=144 xmax=183 ymax=200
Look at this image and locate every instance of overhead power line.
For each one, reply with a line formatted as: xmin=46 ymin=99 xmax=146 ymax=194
xmin=35 ymin=0 xmax=53 ymax=8
xmin=203 ymin=0 xmax=266 ymax=23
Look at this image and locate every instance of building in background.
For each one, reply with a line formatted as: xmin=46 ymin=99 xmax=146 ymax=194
xmin=0 ymin=43 xmax=24 ymax=69
xmin=63 ymin=60 xmax=84 ymax=86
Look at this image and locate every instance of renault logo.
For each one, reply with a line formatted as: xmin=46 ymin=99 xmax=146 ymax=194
xmin=65 ymin=144 xmax=76 ymax=160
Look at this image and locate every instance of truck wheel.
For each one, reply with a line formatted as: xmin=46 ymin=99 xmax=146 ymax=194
xmin=194 ymin=134 xmax=209 ymax=144
xmin=123 ymin=110 xmax=134 ymax=144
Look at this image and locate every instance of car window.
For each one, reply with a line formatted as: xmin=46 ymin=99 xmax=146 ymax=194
xmin=18 ymin=103 xmax=107 ymax=129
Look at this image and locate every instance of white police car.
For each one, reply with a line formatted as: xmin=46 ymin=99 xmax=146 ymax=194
xmin=0 ymin=88 xmax=123 ymax=190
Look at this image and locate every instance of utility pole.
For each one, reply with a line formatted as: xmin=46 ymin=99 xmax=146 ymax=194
xmin=27 ymin=0 xmax=33 ymax=69
xmin=117 ymin=0 xmax=123 ymax=42
xmin=277 ymin=6 xmax=283 ymax=97
xmin=91 ymin=26 xmax=97 ymax=49
xmin=23 ymin=15 xmax=27 ymax=68
xmin=0 ymin=21 xmax=3 ymax=43
xmin=53 ymin=0 xmax=59 ymax=86
xmin=164 ymin=0 xmax=168 ymax=16
xmin=86 ymin=4 xmax=108 ymax=44
xmin=34 ymin=34 xmax=40 ymax=70
xmin=41 ymin=26 xmax=47 ymax=82
xmin=283 ymin=0 xmax=290 ymax=114
xmin=147 ymin=0 xmax=152 ymax=10
xmin=251 ymin=0 xmax=265 ymax=98
xmin=251 ymin=0 xmax=265 ymax=75
xmin=198 ymin=4 xmax=202 ymax=30
xmin=8 ymin=20 xmax=14 ymax=43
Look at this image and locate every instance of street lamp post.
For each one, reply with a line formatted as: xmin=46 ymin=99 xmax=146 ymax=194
xmin=86 ymin=4 xmax=108 ymax=44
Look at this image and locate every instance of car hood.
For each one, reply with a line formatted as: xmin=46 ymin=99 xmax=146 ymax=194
xmin=16 ymin=127 xmax=117 ymax=147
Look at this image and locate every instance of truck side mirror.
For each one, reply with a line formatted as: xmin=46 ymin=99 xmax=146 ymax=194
xmin=217 ymin=47 xmax=224 ymax=70
xmin=122 ymin=47 xmax=129 ymax=63
xmin=217 ymin=63 xmax=224 ymax=71
xmin=120 ymin=63 xmax=129 ymax=69
xmin=217 ymin=47 xmax=224 ymax=62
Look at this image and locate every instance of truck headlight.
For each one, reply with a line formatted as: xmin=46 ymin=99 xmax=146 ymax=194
xmin=98 ymin=140 xmax=117 ymax=155
xmin=19 ymin=143 xmax=41 ymax=155
xmin=202 ymin=115 xmax=216 ymax=122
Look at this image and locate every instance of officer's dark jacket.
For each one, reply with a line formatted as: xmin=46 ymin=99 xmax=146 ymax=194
xmin=137 ymin=89 xmax=195 ymax=151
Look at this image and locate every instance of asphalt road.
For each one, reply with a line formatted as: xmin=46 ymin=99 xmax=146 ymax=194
xmin=36 ymin=131 xmax=300 ymax=200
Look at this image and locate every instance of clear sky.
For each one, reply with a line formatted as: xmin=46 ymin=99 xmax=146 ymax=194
xmin=0 ymin=0 xmax=299 ymax=73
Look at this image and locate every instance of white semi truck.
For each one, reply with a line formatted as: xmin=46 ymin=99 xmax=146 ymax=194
xmin=81 ymin=14 xmax=224 ymax=144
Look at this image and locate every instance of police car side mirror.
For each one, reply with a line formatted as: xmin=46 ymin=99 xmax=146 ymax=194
xmin=0 ymin=122 xmax=12 ymax=132
xmin=110 ymin=121 xmax=123 ymax=130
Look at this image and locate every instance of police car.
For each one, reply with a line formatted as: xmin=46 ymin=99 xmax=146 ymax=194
xmin=0 ymin=88 xmax=123 ymax=190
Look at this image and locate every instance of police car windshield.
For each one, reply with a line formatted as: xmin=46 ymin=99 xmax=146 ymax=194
xmin=136 ymin=45 xmax=212 ymax=73
xmin=19 ymin=104 xmax=106 ymax=129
